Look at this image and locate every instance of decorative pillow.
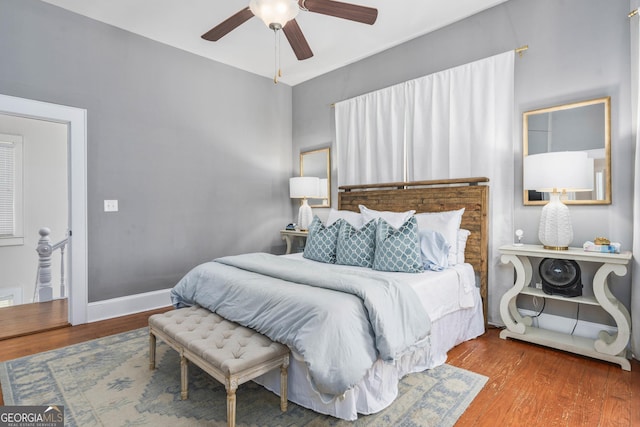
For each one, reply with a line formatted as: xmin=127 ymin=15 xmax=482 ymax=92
xmin=303 ymin=216 xmax=341 ymax=264
xmin=418 ymin=229 xmax=450 ymax=271
xmin=414 ymin=208 xmax=465 ymax=266
xmin=373 ymin=217 xmax=423 ymax=273
xmin=359 ymin=205 xmax=416 ymax=230
xmin=457 ymin=229 xmax=471 ymax=264
xmin=336 ymin=219 xmax=376 ymax=268
xmin=326 ymin=208 xmax=364 ymax=229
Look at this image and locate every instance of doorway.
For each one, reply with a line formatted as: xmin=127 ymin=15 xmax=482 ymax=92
xmin=0 ymin=94 xmax=87 ymax=333
xmin=0 ymin=116 xmax=68 ymax=338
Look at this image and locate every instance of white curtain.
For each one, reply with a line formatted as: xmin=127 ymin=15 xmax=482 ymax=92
xmin=335 ymin=51 xmax=515 ymax=324
xmin=630 ymin=3 xmax=640 ymax=360
xmin=335 ymin=86 xmax=406 ymax=186
xmin=407 ymin=52 xmax=515 ymax=323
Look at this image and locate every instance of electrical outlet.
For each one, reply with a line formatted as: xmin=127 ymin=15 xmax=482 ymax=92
xmin=104 ymin=200 xmax=118 ymax=212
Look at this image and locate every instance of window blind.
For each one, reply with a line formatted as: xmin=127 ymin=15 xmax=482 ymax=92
xmin=0 ymin=142 xmax=15 ymax=236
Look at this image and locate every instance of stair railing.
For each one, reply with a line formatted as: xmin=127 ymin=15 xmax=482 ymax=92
xmin=33 ymin=227 xmax=69 ymax=302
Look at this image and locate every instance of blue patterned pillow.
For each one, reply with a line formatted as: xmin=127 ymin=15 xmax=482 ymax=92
xmin=336 ymin=219 xmax=376 ymax=268
xmin=373 ymin=216 xmax=424 ymax=273
xmin=303 ymin=216 xmax=341 ymax=264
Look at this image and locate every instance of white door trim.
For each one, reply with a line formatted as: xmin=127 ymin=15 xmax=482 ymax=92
xmin=0 ymin=93 xmax=88 ymax=325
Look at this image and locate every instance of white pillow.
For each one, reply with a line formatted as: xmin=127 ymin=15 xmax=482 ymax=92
xmin=414 ymin=208 xmax=465 ymax=265
xmin=359 ymin=205 xmax=416 ymax=230
xmin=326 ymin=208 xmax=364 ymax=229
xmin=457 ymin=229 xmax=471 ymax=264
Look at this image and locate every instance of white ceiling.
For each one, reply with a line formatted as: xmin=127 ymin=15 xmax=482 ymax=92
xmin=40 ymin=0 xmax=509 ymax=86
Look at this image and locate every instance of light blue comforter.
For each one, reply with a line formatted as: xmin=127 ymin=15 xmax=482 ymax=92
xmin=170 ymin=253 xmax=431 ymax=397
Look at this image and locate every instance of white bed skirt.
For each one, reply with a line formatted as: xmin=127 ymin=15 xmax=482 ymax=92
xmin=253 ymin=289 xmax=485 ymax=421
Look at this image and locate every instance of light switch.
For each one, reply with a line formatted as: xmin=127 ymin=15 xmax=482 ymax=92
xmin=104 ymin=200 xmax=118 ymax=212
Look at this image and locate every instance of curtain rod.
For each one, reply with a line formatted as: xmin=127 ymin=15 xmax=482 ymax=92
xmin=630 ymin=8 xmax=639 ymax=18
xmin=329 ymin=44 xmax=529 ymax=108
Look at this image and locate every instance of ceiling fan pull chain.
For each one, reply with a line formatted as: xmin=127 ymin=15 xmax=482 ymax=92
xmin=272 ymin=27 xmax=284 ymax=84
xmin=278 ymin=28 xmax=283 ymax=79
xmin=273 ymin=28 xmax=278 ymax=83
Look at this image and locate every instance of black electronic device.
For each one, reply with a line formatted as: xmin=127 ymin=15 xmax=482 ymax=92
xmin=539 ymin=258 xmax=582 ymax=297
xmin=285 ymin=223 xmax=296 ymax=231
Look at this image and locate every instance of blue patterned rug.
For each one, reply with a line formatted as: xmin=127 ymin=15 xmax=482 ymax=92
xmin=0 ymin=328 xmax=487 ymax=426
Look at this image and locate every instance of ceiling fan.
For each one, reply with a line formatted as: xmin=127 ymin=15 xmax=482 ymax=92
xmin=201 ymin=0 xmax=378 ymax=61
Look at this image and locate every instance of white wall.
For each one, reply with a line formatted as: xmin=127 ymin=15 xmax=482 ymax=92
xmin=292 ymin=0 xmax=632 ymax=326
xmin=0 ymin=114 xmax=67 ymax=304
xmin=1 ymin=0 xmax=294 ymax=304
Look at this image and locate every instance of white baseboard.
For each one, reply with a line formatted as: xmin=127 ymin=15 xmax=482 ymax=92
xmin=87 ymin=289 xmax=173 ymax=323
xmin=498 ymin=308 xmax=617 ymax=340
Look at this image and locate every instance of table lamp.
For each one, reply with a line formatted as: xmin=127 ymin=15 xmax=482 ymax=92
xmin=289 ymin=176 xmax=319 ymax=230
xmin=523 ymin=151 xmax=594 ymax=250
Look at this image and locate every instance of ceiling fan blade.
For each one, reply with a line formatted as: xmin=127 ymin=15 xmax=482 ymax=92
xmin=283 ymin=19 xmax=314 ymax=60
xmin=201 ymin=7 xmax=254 ymax=41
xmin=300 ymin=0 xmax=378 ymax=25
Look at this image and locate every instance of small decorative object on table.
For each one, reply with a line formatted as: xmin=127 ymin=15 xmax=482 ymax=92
xmin=583 ymin=237 xmax=621 ymax=254
xmin=514 ymin=229 xmax=524 ymax=246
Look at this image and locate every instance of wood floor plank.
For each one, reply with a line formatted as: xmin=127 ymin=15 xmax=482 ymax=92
xmin=1 ymin=309 xmax=639 ymax=426
xmin=449 ymin=328 xmax=640 ymax=426
xmin=600 ymin=364 xmax=633 ymax=427
xmin=0 ymin=299 xmax=69 ymax=340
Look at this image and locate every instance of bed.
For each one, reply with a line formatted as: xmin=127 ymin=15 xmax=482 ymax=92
xmin=170 ymin=178 xmax=489 ymax=421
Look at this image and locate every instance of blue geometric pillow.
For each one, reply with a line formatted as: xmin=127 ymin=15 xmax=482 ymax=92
xmin=373 ymin=216 xmax=424 ymax=273
xmin=303 ymin=216 xmax=341 ymax=264
xmin=336 ymin=219 xmax=376 ymax=268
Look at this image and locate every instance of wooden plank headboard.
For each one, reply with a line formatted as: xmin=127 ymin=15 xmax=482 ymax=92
xmin=338 ymin=177 xmax=489 ymax=325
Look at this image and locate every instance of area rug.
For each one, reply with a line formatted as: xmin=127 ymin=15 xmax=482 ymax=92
xmin=0 ymin=328 xmax=487 ymax=426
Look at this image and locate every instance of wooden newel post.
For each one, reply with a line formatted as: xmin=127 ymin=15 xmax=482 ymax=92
xmin=36 ymin=227 xmax=53 ymax=302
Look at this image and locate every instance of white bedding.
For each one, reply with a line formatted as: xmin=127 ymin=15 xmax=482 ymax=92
xmin=254 ymin=254 xmax=484 ymax=420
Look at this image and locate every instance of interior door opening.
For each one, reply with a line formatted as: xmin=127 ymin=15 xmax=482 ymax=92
xmin=0 ymin=94 xmax=88 ymax=333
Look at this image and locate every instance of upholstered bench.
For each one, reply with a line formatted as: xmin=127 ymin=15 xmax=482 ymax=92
xmin=148 ymin=306 xmax=290 ymax=427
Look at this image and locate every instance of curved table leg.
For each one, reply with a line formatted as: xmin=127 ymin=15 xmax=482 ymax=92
xmin=592 ymin=263 xmax=631 ymax=362
xmin=281 ymin=235 xmax=293 ymax=254
xmin=499 ymin=254 xmax=533 ymax=335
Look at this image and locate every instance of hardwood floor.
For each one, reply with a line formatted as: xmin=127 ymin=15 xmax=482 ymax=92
xmin=1 ymin=312 xmax=638 ymax=426
xmin=0 ymin=299 xmax=69 ymax=340
xmin=449 ymin=326 xmax=640 ymax=426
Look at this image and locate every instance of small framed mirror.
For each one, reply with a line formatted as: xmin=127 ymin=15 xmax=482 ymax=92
xmin=300 ymin=147 xmax=331 ymax=207
xmin=523 ymin=97 xmax=611 ymax=205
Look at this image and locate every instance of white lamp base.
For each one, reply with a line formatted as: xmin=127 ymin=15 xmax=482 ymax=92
xmin=538 ymin=192 xmax=573 ymax=250
xmin=298 ymin=199 xmax=313 ymax=231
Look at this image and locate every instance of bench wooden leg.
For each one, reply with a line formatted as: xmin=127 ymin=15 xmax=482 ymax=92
xmin=180 ymin=354 xmax=189 ymax=400
xmin=226 ymin=378 xmax=238 ymax=427
xmin=149 ymin=331 xmax=156 ymax=370
xmin=280 ymin=362 xmax=288 ymax=412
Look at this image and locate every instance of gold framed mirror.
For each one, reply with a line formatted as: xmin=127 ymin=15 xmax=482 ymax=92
xmin=523 ymin=97 xmax=611 ymax=205
xmin=300 ymin=147 xmax=331 ymax=207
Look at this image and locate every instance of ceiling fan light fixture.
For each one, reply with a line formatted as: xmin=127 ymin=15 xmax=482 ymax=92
xmin=249 ymin=0 xmax=299 ymax=28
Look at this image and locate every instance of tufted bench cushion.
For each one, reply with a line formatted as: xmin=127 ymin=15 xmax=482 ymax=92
xmin=149 ymin=306 xmax=289 ymax=427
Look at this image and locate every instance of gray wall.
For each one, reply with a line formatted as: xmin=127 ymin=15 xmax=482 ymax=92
xmin=292 ymin=0 xmax=633 ymax=325
xmin=0 ymin=0 xmax=293 ymax=302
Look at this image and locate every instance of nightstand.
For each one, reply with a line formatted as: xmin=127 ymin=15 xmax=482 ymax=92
xmin=280 ymin=230 xmax=308 ymax=254
xmin=499 ymin=244 xmax=632 ymax=370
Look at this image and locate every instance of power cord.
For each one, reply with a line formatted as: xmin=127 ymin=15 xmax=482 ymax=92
xmin=530 ymin=296 xmax=546 ymax=328
xmin=570 ymin=304 xmax=580 ymax=335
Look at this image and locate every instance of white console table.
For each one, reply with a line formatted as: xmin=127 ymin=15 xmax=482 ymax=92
xmin=280 ymin=230 xmax=308 ymax=254
xmin=499 ymin=244 xmax=632 ymax=371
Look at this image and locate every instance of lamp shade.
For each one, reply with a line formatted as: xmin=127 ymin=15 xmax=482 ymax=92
xmin=523 ymin=151 xmax=594 ymax=193
xmin=289 ymin=176 xmax=319 ymax=199
xmin=249 ymin=0 xmax=299 ymax=28
xmin=523 ymin=151 xmax=594 ymax=250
